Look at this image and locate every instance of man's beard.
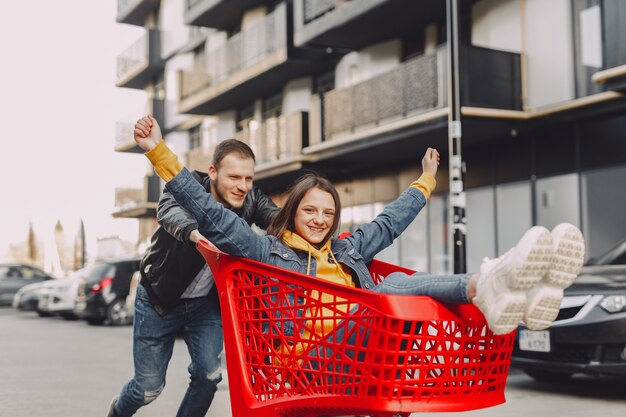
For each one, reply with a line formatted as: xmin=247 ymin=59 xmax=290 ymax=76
xmin=212 ymin=178 xmax=242 ymax=210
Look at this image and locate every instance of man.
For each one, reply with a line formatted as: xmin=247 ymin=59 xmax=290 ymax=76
xmin=107 ymin=116 xmax=278 ymax=417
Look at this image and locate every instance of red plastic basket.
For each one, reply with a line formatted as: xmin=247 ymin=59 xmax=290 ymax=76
xmin=197 ymin=241 xmax=515 ymax=417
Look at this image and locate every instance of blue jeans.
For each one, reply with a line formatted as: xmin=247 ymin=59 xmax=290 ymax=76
xmin=114 ymin=285 xmax=223 ymax=417
xmin=371 ymin=271 xmax=471 ymax=303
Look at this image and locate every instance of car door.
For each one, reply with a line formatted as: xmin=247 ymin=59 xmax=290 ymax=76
xmin=0 ymin=266 xmax=27 ymax=304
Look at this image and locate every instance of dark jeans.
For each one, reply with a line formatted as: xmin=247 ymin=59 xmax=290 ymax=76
xmin=114 ymin=285 xmax=223 ymax=417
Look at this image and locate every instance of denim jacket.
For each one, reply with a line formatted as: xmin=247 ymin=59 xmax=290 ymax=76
xmin=166 ymin=168 xmax=426 ymax=289
xmin=166 ymin=168 xmax=428 ymax=333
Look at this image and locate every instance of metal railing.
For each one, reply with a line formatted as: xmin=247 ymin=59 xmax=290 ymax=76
xmin=179 ymin=3 xmax=287 ymax=99
xmin=314 ymin=45 xmax=521 ymax=141
xmin=321 ymin=50 xmax=444 ymax=140
xmin=116 ymin=33 xmax=148 ymax=81
xmin=234 ymin=112 xmax=307 ymax=164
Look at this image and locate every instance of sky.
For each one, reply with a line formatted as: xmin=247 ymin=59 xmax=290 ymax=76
xmin=0 ymin=1 xmax=150 ymax=263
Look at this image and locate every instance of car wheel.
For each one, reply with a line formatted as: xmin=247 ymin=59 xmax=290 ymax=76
xmin=523 ymin=369 xmax=574 ymax=382
xmin=107 ymin=299 xmax=131 ymax=326
xmin=37 ymin=310 xmax=53 ymax=317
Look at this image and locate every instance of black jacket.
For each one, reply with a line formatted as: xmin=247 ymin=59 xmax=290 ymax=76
xmin=140 ymin=170 xmax=278 ymax=315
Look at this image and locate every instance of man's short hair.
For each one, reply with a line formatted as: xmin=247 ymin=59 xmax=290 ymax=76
xmin=212 ymin=138 xmax=256 ymax=168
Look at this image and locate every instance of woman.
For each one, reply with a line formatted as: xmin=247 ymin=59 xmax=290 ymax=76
xmin=133 ymin=116 xmax=585 ymax=336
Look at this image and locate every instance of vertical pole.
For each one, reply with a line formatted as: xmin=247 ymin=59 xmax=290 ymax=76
xmin=446 ymin=0 xmax=467 ymax=273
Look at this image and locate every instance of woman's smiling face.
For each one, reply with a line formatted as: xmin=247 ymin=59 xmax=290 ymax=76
xmin=293 ymin=187 xmax=336 ymax=246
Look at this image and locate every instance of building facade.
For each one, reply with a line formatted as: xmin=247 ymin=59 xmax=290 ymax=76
xmin=114 ymin=0 xmax=626 ymax=273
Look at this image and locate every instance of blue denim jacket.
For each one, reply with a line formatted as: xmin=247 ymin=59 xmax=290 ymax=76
xmin=166 ymin=168 xmax=428 ymax=334
xmin=167 ymin=167 xmax=428 ymax=285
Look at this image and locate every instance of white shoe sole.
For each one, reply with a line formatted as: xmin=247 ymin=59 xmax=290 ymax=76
xmin=524 ymin=223 xmax=585 ymax=330
xmin=477 ymin=226 xmax=553 ymax=335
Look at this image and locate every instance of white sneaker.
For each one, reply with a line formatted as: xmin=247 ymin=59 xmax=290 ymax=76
xmin=524 ymin=223 xmax=585 ymax=330
xmin=474 ymin=226 xmax=553 ymax=335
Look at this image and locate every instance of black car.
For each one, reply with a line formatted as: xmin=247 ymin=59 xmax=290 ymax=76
xmin=512 ymin=237 xmax=626 ymax=381
xmin=74 ymin=257 xmax=141 ymax=325
xmin=0 ymin=263 xmax=55 ymax=306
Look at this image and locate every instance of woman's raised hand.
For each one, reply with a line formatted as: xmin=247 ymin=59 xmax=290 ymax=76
xmin=421 ymin=147 xmax=441 ymax=176
xmin=133 ymin=115 xmax=162 ymax=152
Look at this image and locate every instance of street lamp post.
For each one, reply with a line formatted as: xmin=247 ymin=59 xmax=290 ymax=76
xmin=446 ymin=0 xmax=467 ymax=273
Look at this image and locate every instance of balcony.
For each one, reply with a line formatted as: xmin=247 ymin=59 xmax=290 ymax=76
xmin=185 ymin=0 xmax=268 ymax=30
xmin=116 ymin=29 xmax=164 ymax=90
xmin=303 ymin=45 xmax=521 ymax=172
xmin=115 ymin=99 xmax=165 ymax=153
xmin=112 ymin=175 xmax=160 ymax=219
xmin=294 ymin=0 xmax=445 ymax=49
xmin=117 ymin=0 xmax=160 ymax=26
xmin=235 ymin=112 xmax=309 ymax=177
xmin=178 ymin=3 xmax=336 ymax=115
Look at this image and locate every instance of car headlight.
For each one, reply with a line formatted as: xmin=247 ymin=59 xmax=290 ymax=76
xmin=600 ymin=295 xmax=626 ymax=313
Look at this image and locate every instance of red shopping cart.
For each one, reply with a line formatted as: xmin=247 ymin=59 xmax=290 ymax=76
xmin=197 ymin=241 xmax=515 ymax=417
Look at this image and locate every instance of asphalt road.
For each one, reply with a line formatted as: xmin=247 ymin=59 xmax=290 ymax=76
xmin=1 ymin=307 xmax=625 ymax=417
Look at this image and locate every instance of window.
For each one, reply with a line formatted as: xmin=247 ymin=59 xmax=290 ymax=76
xmin=189 ymin=125 xmax=201 ymax=150
xmin=263 ymin=93 xmax=282 ymax=120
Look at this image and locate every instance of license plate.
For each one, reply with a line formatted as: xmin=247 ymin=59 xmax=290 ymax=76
xmin=519 ymin=329 xmax=551 ymax=352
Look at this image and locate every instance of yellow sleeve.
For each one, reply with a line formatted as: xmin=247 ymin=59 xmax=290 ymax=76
xmin=145 ymin=140 xmax=184 ymax=182
xmin=409 ymin=172 xmax=436 ymax=200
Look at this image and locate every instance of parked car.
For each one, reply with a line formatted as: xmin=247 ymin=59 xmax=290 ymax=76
xmin=0 ymin=263 xmax=55 ymax=306
xmin=12 ymin=281 xmax=51 ymax=313
xmin=37 ymin=268 xmax=86 ymax=319
xmin=512 ymin=237 xmax=626 ymax=381
xmin=74 ymin=257 xmax=140 ymax=325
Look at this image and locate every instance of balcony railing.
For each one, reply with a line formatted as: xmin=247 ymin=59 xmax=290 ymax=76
xmin=234 ymin=112 xmax=308 ymax=165
xmin=114 ymin=175 xmax=160 ymax=214
xmin=319 ymin=51 xmax=444 ymax=141
xmin=179 ymin=3 xmax=287 ymax=100
xmin=117 ymin=34 xmax=148 ymax=81
xmin=311 ymin=45 xmax=521 ymax=143
xmin=116 ymin=29 xmax=162 ymax=89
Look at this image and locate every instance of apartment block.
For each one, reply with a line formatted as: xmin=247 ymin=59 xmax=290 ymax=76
xmin=114 ymin=0 xmax=626 ymax=272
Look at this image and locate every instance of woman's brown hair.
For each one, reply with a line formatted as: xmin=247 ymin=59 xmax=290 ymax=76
xmin=267 ymin=173 xmax=341 ymax=246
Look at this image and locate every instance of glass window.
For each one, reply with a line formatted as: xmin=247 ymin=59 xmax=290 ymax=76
xmin=466 ymin=187 xmax=496 ymax=272
xmin=582 ymin=165 xmax=626 ymax=259
xmin=189 ymin=125 xmax=201 ymax=149
xmin=496 ymin=181 xmax=532 ymax=255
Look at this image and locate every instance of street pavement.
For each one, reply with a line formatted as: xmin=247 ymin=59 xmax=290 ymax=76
xmin=1 ymin=307 xmax=625 ymax=417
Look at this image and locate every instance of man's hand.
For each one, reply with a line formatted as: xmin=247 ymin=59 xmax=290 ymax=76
xmin=421 ymin=147 xmax=441 ymax=176
xmin=189 ymin=229 xmax=218 ymax=250
xmin=134 ymin=115 xmax=162 ymax=152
